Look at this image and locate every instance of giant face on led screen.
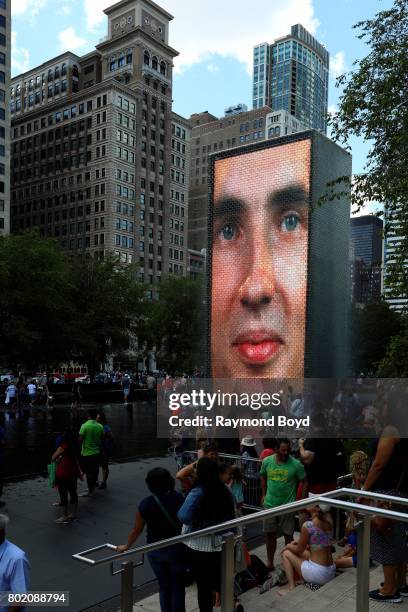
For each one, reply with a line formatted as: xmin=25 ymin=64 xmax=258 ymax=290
xmin=210 ymin=138 xmax=311 ymax=379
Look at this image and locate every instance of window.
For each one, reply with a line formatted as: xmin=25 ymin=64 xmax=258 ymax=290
xmin=144 ymin=51 xmax=150 ymax=66
xmin=0 ymin=71 xmax=4 ymax=84
xmin=152 ymin=56 xmax=158 ymax=71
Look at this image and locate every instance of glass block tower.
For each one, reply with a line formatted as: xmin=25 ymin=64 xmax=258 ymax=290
xmin=253 ymin=24 xmax=329 ymax=133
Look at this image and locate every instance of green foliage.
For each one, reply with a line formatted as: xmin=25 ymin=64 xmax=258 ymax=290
xmin=148 ymin=275 xmax=206 ymax=373
xmin=0 ymin=231 xmax=76 ymax=368
xmin=376 ymin=315 xmax=408 ymax=377
xmin=69 ymin=256 xmax=146 ymax=376
xmin=328 ymin=0 xmax=408 ymax=301
xmin=0 ymin=233 xmax=205 ymax=373
xmin=351 ymin=302 xmax=401 ymax=375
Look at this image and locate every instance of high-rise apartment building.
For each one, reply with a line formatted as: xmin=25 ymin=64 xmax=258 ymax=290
xmin=169 ymin=112 xmax=190 ymax=276
xmin=350 ymin=215 xmax=383 ymax=304
xmin=10 ymin=0 xmax=179 ymax=286
xmin=0 ymin=0 xmax=10 ymax=235
xmin=382 ymin=206 xmax=407 ymax=311
xmin=187 ymin=105 xmax=306 ymax=252
xmin=253 ymin=24 xmax=329 ymax=132
xmin=188 ymin=106 xmax=272 ymax=252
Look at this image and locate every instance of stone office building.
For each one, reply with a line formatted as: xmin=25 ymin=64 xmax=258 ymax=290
xmin=10 ymin=0 xmax=180 ymax=286
xmin=169 ymin=112 xmax=190 ymax=276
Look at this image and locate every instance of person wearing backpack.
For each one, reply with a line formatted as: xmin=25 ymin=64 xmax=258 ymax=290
xmin=116 ymin=468 xmax=186 ymax=612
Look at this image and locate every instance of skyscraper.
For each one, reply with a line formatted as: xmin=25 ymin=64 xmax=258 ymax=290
xmin=0 ymin=0 xmax=10 ymax=235
xmin=350 ymin=215 xmax=383 ymax=303
xmin=253 ymin=24 xmax=329 ymax=132
xmin=382 ymin=205 xmax=407 ymax=311
xmin=10 ymin=0 xmax=183 ymax=286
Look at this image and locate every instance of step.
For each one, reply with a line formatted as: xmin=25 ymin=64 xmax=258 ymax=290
xmin=130 ymin=541 xmax=408 ymax=611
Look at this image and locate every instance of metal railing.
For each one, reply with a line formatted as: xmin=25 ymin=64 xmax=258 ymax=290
xmin=73 ymin=487 xmax=408 ymax=612
xmin=180 ymin=451 xmax=352 ymax=510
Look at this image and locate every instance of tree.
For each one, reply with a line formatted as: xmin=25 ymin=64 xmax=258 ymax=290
xmin=329 ymin=0 xmax=408 ymax=302
xmin=377 ymin=315 xmax=408 ymax=376
xmin=69 ymin=256 xmax=146 ymax=377
xmin=148 ymin=276 xmax=205 ymax=372
xmin=351 ymin=302 xmax=401 ymax=374
xmin=0 ymin=231 xmax=76 ymax=369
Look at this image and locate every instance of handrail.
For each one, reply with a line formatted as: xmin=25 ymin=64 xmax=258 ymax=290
xmin=73 ymin=488 xmax=408 ymax=612
xmin=73 ymin=487 xmax=408 ymax=565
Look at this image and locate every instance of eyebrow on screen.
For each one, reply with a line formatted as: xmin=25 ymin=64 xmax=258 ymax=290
xmin=268 ymin=185 xmax=308 ymax=209
xmin=212 ymin=198 xmax=247 ymax=219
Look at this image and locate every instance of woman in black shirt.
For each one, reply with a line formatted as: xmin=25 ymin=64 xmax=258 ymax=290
xmin=117 ymin=468 xmax=185 ymax=612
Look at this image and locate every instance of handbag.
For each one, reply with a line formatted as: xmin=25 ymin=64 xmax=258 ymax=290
xmin=47 ymin=461 xmax=57 ymax=488
xmin=153 ymin=495 xmax=194 ymax=587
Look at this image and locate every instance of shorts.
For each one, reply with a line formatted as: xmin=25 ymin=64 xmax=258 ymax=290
xmin=123 ymin=387 xmax=130 ymax=397
xmin=263 ymin=512 xmax=295 ymax=536
xmin=301 ymin=560 xmax=336 ymax=585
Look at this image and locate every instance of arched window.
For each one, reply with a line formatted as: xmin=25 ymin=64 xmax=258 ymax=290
xmin=152 ymin=56 xmax=158 ymax=70
xmin=61 ymin=63 xmax=67 ymax=76
xmin=48 ymin=69 xmax=53 ymax=82
xmin=143 ymin=51 xmax=150 ymax=66
xmin=118 ymin=54 xmax=125 ymax=68
xmin=54 ymin=66 xmax=60 ymax=78
xmin=159 ymin=61 xmax=166 ymax=75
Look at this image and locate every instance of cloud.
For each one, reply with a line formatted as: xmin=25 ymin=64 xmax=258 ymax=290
xmin=82 ymin=0 xmax=319 ymax=73
xmin=84 ymin=0 xmax=112 ymax=31
xmin=12 ymin=0 xmax=47 ymax=17
xmin=158 ymin=0 xmax=319 ymax=75
xmin=58 ymin=27 xmax=87 ymax=51
xmin=11 ymin=32 xmax=30 ymax=75
xmin=330 ymin=51 xmax=346 ymax=78
xmin=327 ymin=104 xmax=338 ymax=117
xmin=61 ymin=5 xmax=72 ymax=15
xmin=206 ymin=62 xmax=219 ymax=73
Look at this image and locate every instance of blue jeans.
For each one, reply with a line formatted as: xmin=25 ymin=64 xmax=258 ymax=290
xmin=148 ymin=545 xmax=186 ymax=612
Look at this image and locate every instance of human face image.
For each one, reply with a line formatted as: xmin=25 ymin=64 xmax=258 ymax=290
xmin=210 ymin=140 xmax=310 ymax=379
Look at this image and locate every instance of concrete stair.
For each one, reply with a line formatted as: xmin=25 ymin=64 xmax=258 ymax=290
xmin=131 ymin=542 xmax=408 ymax=611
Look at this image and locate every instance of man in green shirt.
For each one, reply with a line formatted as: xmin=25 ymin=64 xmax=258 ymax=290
xmin=79 ymin=409 xmax=104 ymax=496
xmin=260 ymin=438 xmax=307 ymax=569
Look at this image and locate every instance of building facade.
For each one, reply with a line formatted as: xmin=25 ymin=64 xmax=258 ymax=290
xmin=10 ymin=0 xmax=179 ymax=288
xmin=188 ymin=106 xmax=272 ymax=252
xmin=350 ymin=215 xmax=383 ymax=304
xmin=169 ymin=112 xmax=190 ymax=276
xmin=253 ymin=24 xmax=329 ymax=132
xmin=0 ymin=0 xmax=10 ymax=235
xmin=265 ymin=109 xmax=306 ymax=139
xmin=382 ymin=205 xmax=407 ymax=312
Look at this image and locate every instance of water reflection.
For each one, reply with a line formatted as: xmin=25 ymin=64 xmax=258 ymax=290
xmin=1 ymin=401 xmax=168 ymax=479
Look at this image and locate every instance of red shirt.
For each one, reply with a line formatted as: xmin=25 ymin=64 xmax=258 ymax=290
xmin=259 ymin=449 xmax=275 ymax=461
xmin=56 ymin=443 xmax=79 ymax=480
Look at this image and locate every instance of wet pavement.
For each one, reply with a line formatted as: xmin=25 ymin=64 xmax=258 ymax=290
xmin=3 ymin=456 xmax=177 ymax=612
xmin=1 ymin=401 xmax=168 ymax=479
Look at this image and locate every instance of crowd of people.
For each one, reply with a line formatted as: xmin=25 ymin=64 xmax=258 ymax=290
xmin=111 ymin=420 xmax=407 ymax=611
xmin=1 ymin=378 xmax=407 ymax=610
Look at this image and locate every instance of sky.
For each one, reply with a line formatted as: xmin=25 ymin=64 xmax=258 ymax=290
xmin=11 ymin=0 xmax=392 ymax=214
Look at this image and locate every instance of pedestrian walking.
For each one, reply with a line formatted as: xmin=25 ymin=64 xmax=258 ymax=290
xmin=4 ymin=381 xmax=17 ymax=408
xmin=97 ymin=412 xmax=114 ymax=489
xmin=78 ymin=409 xmax=104 ymax=497
xmin=51 ymin=429 xmax=83 ymax=523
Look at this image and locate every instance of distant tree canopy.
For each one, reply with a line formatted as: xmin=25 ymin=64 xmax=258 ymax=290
xmin=0 ymin=231 xmax=204 ymax=374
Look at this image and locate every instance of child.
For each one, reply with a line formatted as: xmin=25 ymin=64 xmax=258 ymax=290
xmin=335 ymin=530 xmax=357 ymax=569
xmin=230 ymin=465 xmax=245 ymax=516
xmin=219 ymin=463 xmax=232 ymax=484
